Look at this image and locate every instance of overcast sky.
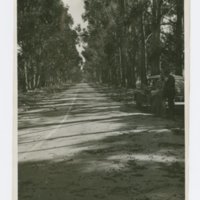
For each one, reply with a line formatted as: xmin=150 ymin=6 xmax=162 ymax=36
xmin=62 ymin=0 xmax=87 ymax=29
xmin=61 ymin=0 xmax=87 ymax=63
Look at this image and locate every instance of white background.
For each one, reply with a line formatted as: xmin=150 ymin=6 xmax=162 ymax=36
xmin=0 ymin=0 xmax=199 ymax=199
xmin=0 ymin=0 xmax=14 ymax=200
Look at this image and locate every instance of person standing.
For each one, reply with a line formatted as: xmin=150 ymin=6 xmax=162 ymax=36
xmin=151 ymin=73 xmax=165 ymax=116
xmin=163 ymin=69 xmax=176 ymax=118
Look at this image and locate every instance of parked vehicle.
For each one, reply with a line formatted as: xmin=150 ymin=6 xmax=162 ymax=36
xmin=134 ymin=75 xmax=184 ymax=111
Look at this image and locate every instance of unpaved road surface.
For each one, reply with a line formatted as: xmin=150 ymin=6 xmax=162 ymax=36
xmin=18 ymin=83 xmax=184 ymax=200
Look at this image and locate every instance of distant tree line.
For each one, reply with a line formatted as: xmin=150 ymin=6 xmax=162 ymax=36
xmin=82 ymin=0 xmax=184 ymax=88
xmin=18 ymin=0 xmax=82 ymax=91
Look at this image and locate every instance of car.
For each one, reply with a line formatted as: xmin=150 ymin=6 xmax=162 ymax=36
xmin=134 ymin=75 xmax=184 ymax=112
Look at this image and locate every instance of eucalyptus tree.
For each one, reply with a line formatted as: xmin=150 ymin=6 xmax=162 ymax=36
xmin=18 ymin=0 xmax=81 ymax=91
xmin=82 ymin=0 xmax=184 ymax=88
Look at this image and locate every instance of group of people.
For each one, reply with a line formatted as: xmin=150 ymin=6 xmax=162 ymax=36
xmin=151 ymin=69 xmax=176 ymax=118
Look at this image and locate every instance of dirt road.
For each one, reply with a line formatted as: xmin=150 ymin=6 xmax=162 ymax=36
xmin=18 ymin=83 xmax=184 ymax=200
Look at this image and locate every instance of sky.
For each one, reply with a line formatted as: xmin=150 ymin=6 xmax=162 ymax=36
xmin=62 ymin=0 xmax=87 ymax=63
xmin=62 ymin=0 xmax=87 ymax=29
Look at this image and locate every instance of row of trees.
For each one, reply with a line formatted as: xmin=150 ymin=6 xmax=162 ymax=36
xmin=18 ymin=0 xmax=82 ymax=91
xmin=82 ymin=0 xmax=184 ymax=88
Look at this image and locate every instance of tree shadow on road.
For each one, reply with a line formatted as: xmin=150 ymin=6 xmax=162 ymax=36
xmin=18 ymin=83 xmax=185 ymax=200
xmin=19 ymin=127 xmax=184 ymax=200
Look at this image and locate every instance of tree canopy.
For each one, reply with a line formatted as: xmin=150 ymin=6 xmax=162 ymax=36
xmin=18 ymin=0 xmax=184 ymax=90
xmin=18 ymin=0 xmax=82 ymax=91
xmin=82 ymin=0 xmax=184 ymax=88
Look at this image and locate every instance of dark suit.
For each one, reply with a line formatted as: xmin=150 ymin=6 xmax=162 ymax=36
xmin=163 ymin=74 xmax=175 ymax=117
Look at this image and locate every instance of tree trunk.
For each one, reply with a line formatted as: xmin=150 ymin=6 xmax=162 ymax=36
xmin=175 ymin=0 xmax=184 ymax=75
xmin=36 ymin=75 xmax=41 ymax=88
xmin=151 ymin=0 xmax=162 ymax=75
xmin=118 ymin=0 xmax=127 ymax=87
xmin=24 ymin=62 xmax=29 ymax=91
xmin=140 ymin=11 xmax=147 ymax=85
xmin=118 ymin=47 xmax=123 ymax=86
xmin=130 ymin=51 xmax=136 ymax=88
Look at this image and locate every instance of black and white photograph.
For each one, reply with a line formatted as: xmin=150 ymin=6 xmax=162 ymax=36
xmin=17 ymin=0 xmax=186 ymax=199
